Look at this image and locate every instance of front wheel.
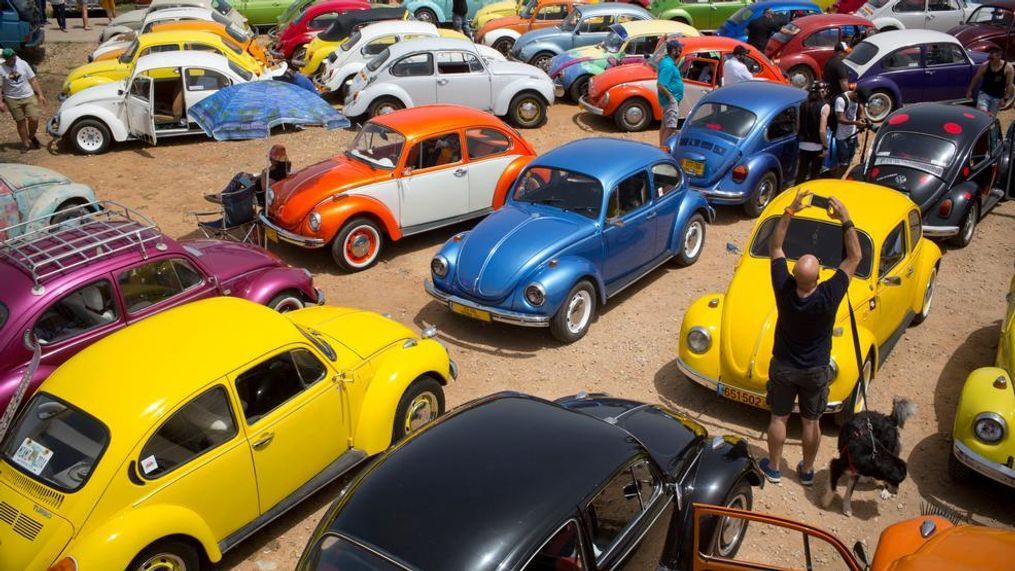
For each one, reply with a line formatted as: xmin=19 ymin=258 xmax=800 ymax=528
xmin=550 ymin=280 xmax=597 ymax=343
xmin=787 ymin=65 xmax=814 ymax=89
xmin=865 ymin=90 xmax=895 ymax=123
xmin=392 ymin=376 xmax=445 ymax=442
xmin=950 ymin=200 xmax=978 ymax=248
xmin=835 ymin=356 xmax=873 ymax=427
xmin=710 ymin=479 xmax=753 ymax=559
xmin=414 ymin=7 xmax=437 ymax=23
xmin=530 ymin=52 xmax=554 ymax=72
xmin=613 ymin=97 xmax=653 ymax=132
xmin=50 ymin=199 xmax=89 ymax=224
xmin=492 ymin=37 xmax=515 ymax=56
xmin=267 ymin=290 xmax=306 ymax=313
xmin=128 ymin=539 xmax=201 ymax=571
xmin=70 ymin=118 xmax=111 ymax=155
xmin=743 ymin=172 xmax=778 ymax=217
xmin=508 ymin=92 xmax=547 ymax=128
xmin=911 ymin=265 xmax=936 ymax=325
xmin=331 ymin=217 xmax=384 ymax=272
xmin=675 ymin=213 xmax=706 ymax=267
xmin=568 ymin=75 xmax=591 ymax=102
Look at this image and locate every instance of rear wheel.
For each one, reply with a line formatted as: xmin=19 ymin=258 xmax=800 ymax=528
xmin=508 ymin=92 xmax=547 ymax=128
xmin=550 ymin=280 xmax=596 ymax=343
xmin=743 ymin=172 xmax=778 ymax=217
xmin=865 ymin=90 xmax=895 ymax=123
xmin=50 ymin=199 xmax=89 ymax=224
xmin=70 ymin=118 xmax=111 ymax=155
xmin=568 ymin=75 xmax=591 ymax=102
xmin=128 ymin=539 xmax=200 ymax=571
xmin=267 ymin=290 xmax=305 ymax=313
xmin=675 ymin=214 xmax=706 ymax=267
xmin=787 ymin=65 xmax=814 ymax=89
xmin=368 ymin=96 xmax=404 ymax=118
xmin=331 ymin=217 xmax=384 ymax=272
xmin=414 ymin=7 xmax=437 ymax=23
xmin=950 ymin=200 xmax=978 ymax=248
xmin=530 ymin=52 xmax=554 ymax=72
xmin=492 ymin=37 xmax=515 ymax=56
xmin=614 ymin=97 xmax=653 ymax=132
xmin=835 ymin=356 xmax=873 ymax=427
xmin=710 ymin=479 xmax=753 ymax=559
xmin=392 ymin=376 xmax=445 ymax=442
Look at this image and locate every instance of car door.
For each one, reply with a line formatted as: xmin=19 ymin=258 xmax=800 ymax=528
xmin=464 ymin=126 xmax=520 ymax=212
xmin=435 ymin=50 xmax=492 ymax=111
xmin=398 ymin=132 xmax=471 ymax=229
xmin=650 ymin=162 xmax=684 ymax=253
xmin=891 ymin=0 xmax=928 ymax=29
xmin=574 ymin=14 xmax=614 ymax=49
xmin=877 ymin=45 xmax=926 ymax=103
xmin=182 ymin=66 xmax=232 ymax=116
xmin=924 ymin=0 xmax=964 ymax=30
xmin=679 ymin=55 xmax=718 ymax=117
xmin=125 ymin=72 xmax=158 ymax=145
xmin=764 ymin=105 xmax=800 ymax=186
xmin=603 ymin=170 xmax=658 ymax=286
xmin=923 ymin=42 xmax=974 ymax=101
xmin=872 ymin=221 xmax=918 ymax=349
xmin=116 ymin=257 xmax=216 ymax=324
xmin=233 ymin=346 xmax=348 ymax=514
xmin=30 ymin=278 xmax=124 ymax=375
xmin=532 ymin=3 xmax=568 ymax=31
xmin=967 ymin=125 xmax=1001 ymax=207
xmin=388 ymin=52 xmax=437 ymax=106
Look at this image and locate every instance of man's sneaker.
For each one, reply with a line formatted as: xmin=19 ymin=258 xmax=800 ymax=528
xmin=797 ymin=461 xmax=815 ymax=486
xmin=30 ymin=136 xmax=41 ymax=149
xmin=759 ymin=458 xmax=782 ymax=483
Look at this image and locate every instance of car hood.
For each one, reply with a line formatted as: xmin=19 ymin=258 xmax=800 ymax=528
xmin=947 ymin=23 xmax=1005 ymax=46
xmin=266 ymin=155 xmax=391 ymax=230
xmin=289 ymin=306 xmax=415 ymax=359
xmin=476 ymin=0 xmax=516 ymax=19
xmin=66 ymin=59 xmax=125 ymax=83
xmin=487 ymin=59 xmax=547 ymax=77
xmin=864 ymin=164 xmax=948 ymax=210
xmin=588 ymin=62 xmax=655 ymax=99
xmin=180 ymin=238 xmax=281 ymax=280
xmin=60 ymin=81 xmax=124 ymax=109
xmin=549 ymin=44 xmax=607 ymax=77
xmin=672 ymin=129 xmax=742 ymax=187
xmin=454 ymin=203 xmax=596 ymax=301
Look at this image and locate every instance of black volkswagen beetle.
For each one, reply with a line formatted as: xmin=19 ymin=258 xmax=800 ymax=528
xmin=296 ymin=392 xmax=763 ymax=571
xmin=849 ymin=103 xmax=1014 ymax=247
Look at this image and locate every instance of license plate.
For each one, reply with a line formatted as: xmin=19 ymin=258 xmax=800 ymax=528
xmin=718 ymin=382 xmax=766 ymax=409
xmin=681 ymin=159 xmax=705 ymax=176
xmin=450 ymin=302 xmax=491 ymax=322
xmin=266 ymin=228 xmax=278 ymax=243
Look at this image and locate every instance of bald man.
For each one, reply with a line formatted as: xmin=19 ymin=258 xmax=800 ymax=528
xmin=759 ymin=189 xmax=861 ymax=486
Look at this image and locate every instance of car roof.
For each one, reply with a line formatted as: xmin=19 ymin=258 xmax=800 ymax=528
xmin=789 ymin=13 xmax=874 ymax=30
xmin=530 ymin=137 xmax=671 ymax=183
xmin=0 ymin=163 xmax=69 ymax=190
xmin=746 ymin=0 xmax=821 ymax=9
xmin=767 ymin=179 xmax=917 ymax=236
xmin=144 ymin=6 xmax=215 ymax=19
xmin=323 ymin=393 xmax=644 ymax=571
xmin=680 ymin=35 xmax=761 ymax=51
xmin=700 ymin=81 xmax=807 ymax=115
xmin=356 ymin=19 xmax=435 ymax=37
xmin=133 ymin=50 xmax=235 ymax=73
xmin=616 ymin=19 xmax=699 ymax=37
xmin=576 ymin=2 xmax=650 ymax=16
xmin=878 ymin=103 xmax=992 ymax=148
xmin=136 ymin=29 xmax=232 ymax=45
xmin=382 ymin=36 xmax=478 ymax=56
xmin=861 ymin=29 xmax=960 ymax=49
xmin=370 ymin=105 xmax=516 ymax=139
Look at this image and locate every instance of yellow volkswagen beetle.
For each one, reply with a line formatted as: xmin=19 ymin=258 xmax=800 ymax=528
xmin=299 ymin=23 xmax=471 ymax=78
xmin=677 ymin=179 xmax=941 ymax=424
xmin=951 ymin=274 xmax=1015 ymax=489
xmin=62 ymin=30 xmax=268 ymax=97
xmin=0 ymin=297 xmax=455 ymax=571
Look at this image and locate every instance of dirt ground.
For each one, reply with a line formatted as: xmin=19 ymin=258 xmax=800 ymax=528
xmin=5 ymin=41 xmax=1014 ymax=570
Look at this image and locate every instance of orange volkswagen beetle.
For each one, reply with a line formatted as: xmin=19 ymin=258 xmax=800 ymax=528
xmin=260 ymin=105 xmax=537 ymax=272
xmin=581 ymin=36 xmax=786 ymax=132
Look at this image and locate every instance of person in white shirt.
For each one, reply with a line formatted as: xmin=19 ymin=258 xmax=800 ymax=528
xmin=722 ymin=45 xmax=756 ymax=86
xmin=0 ymin=49 xmax=47 ymax=154
xmin=830 ymin=89 xmax=867 ymax=178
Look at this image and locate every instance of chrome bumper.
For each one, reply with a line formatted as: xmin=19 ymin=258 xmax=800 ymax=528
xmin=953 ymin=439 xmax=1015 ymax=488
xmin=921 ymin=225 xmax=960 ymax=238
xmin=47 ymin=116 xmax=60 ymax=137
xmin=676 ymin=356 xmax=844 ymax=414
xmin=554 ymin=83 xmax=565 ymax=98
xmin=578 ymin=96 xmax=604 ymax=116
xmin=314 ymin=287 xmax=326 ymax=305
xmin=449 ymin=358 xmax=459 ymax=380
xmin=424 ymin=279 xmax=549 ymax=327
xmin=258 ymin=213 xmax=326 ymax=248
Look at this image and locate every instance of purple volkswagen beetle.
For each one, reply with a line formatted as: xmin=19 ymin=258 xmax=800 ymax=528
xmin=0 ymin=202 xmax=324 ymax=410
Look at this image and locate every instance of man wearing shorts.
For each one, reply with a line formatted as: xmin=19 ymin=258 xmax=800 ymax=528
xmin=656 ymin=39 xmax=684 ymax=148
xmin=760 ymin=189 xmax=862 ymax=486
xmin=0 ymin=49 xmax=47 ymax=153
xmin=966 ymin=46 xmax=1013 ymax=117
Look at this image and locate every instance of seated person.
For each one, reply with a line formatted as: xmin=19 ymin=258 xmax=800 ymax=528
xmin=205 ymin=145 xmax=292 ymax=207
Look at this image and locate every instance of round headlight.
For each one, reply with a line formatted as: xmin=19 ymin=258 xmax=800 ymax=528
xmin=973 ymin=413 xmax=1006 ymax=444
xmin=525 ymin=283 xmax=546 ymax=306
xmin=687 ymin=327 xmax=711 ymax=354
xmin=431 ymin=255 xmax=449 ymax=278
xmin=308 ymin=211 xmax=322 ymax=232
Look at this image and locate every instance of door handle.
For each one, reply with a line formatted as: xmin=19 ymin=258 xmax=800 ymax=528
xmin=925 ymin=70 xmax=935 ymax=75
xmin=437 ymin=78 xmax=449 ymax=85
xmin=453 ymin=167 xmax=468 ymax=177
xmin=906 ymin=267 xmax=914 ymax=277
xmin=251 ymin=432 xmax=275 ymax=450
xmin=645 ymin=211 xmax=657 ymax=220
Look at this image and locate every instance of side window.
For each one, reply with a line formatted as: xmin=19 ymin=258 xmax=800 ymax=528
xmin=140 ymin=44 xmax=180 ymax=57
xmin=579 ymin=15 xmax=612 ymax=33
xmin=235 ymin=348 xmax=328 ymax=424
xmin=586 ymin=459 xmax=659 ymax=560
xmin=308 ymin=13 xmax=338 ymax=30
xmin=882 ymin=46 xmax=922 ymax=69
xmin=138 ymin=386 xmax=237 ymax=478
xmin=362 ymin=35 xmax=397 ymax=57
xmin=625 ymin=35 xmax=659 ymax=57
xmin=926 ymin=43 xmax=965 ymax=66
xmin=971 ymin=131 xmax=990 ymax=166
xmin=607 ymin=171 xmax=650 ymax=218
xmin=118 ymin=258 xmax=202 ymax=313
xmin=907 ymin=210 xmax=921 ymax=251
xmin=766 ymin=106 xmax=797 ymax=140
xmin=405 ymin=133 xmax=463 ymax=171
xmin=33 ymin=280 xmax=118 ymax=345
xmin=928 ymin=0 xmax=958 ymax=11
xmin=535 ymin=4 xmax=567 ymax=20
xmin=184 ymin=68 xmax=231 ymax=91
xmin=893 ymin=0 xmax=926 ymax=13
xmin=802 ymin=28 xmax=839 ymax=49
xmin=652 ymin=163 xmax=682 ymax=197
xmin=436 ymin=51 xmax=483 ymax=74
xmin=523 ymin=520 xmax=586 ymax=571
xmin=184 ymin=42 xmax=220 ymax=54
xmin=466 ymin=127 xmax=512 ymax=160
xmin=879 ymin=223 xmax=906 ymax=277
xmin=129 ymin=74 xmax=152 ymax=101
xmin=741 ymin=55 xmax=763 ymax=74
xmin=390 ymin=53 xmax=434 ymax=77
xmin=680 ymin=58 xmax=716 ymax=85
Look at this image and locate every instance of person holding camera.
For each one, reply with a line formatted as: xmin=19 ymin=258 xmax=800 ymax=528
xmin=759 ymin=189 xmax=862 ymax=487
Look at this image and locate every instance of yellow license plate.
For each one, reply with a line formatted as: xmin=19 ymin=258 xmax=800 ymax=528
xmin=450 ymin=302 xmax=491 ymax=322
xmin=719 ymin=383 xmax=766 ymax=409
xmin=681 ymin=159 xmax=704 ymax=176
xmin=265 ymin=228 xmax=278 ymax=243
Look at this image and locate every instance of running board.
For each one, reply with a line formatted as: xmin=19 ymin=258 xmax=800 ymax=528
xmin=218 ymin=448 xmax=368 ymax=554
xmin=606 ymin=253 xmax=675 ymax=299
xmin=877 ymin=310 xmax=915 ymax=367
xmin=401 ymin=208 xmax=493 ymax=238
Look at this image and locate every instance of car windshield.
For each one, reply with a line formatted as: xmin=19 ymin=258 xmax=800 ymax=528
xmin=966 ymin=5 xmax=1014 ymax=25
xmin=347 ymin=123 xmax=405 ymax=169
xmin=342 ymin=30 xmax=362 ymax=51
xmin=750 ymin=217 xmax=874 ymax=278
xmin=771 ymin=23 xmax=800 ymax=44
xmin=305 ymin=534 xmax=410 ymax=571
xmin=519 ymin=0 xmax=538 ymax=19
xmin=210 ymin=0 xmax=233 ymax=16
xmin=560 ymin=9 xmax=580 ymax=31
xmin=119 ymin=39 xmax=140 ymax=64
xmin=512 ymin=166 xmax=603 ymax=219
xmin=845 ymin=41 xmax=878 ymax=66
xmin=686 ymin=102 xmax=757 ymax=138
xmin=874 ymin=132 xmax=956 ymax=177
xmin=729 ymin=7 xmax=753 ymax=24
xmin=366 ymin=48 xmax=390 ymax=71
xmin=1 ymin=393 xmax=110 ymax=492
xmin=603 ymin=30 xmax=625 ymax=53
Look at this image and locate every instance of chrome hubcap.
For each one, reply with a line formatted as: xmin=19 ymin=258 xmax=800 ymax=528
xmin=683 ymin=221 xmax=703 ymax=258
xmin=518 ymin=100 xmax=539 ymax=122
xmin=534 ymin=57 xmax=550 ymax=72
xmin=868 ymin=95 xmax=891 ymax=121
xmin=756 ymin=179 xmax=774 ymax=208
xmin=273 ymin=296 xmax=304 ymax=313
xmin=922 ymin=270 xmax=936 ymax=317
xmin=962 ymin=207 xmax=976 ymax=241
xmin=350 ymin=234 xmax=371 ymax=258
xmin=566 ymin=290 xmax=592 ymax=334
xmin=404 ymin=391 xmax=438 ymax=433
xmin=377 ymin=104 xmax=397 ymax=115
xmin=718 ymin=493 xmax=749 ymax=556
xmin=77 ymin=126 xmax=103 ymax=151
xmin=623 ymin=105 xmax=645 ymax=126
xmin=138 ymin=553 xmax=186 ymax=571
xmin=790 ymin=72 xmax=809 ymax=88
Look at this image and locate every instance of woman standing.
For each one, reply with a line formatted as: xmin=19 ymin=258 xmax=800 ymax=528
xmin=796 ymin=82 xmax=829 ymax=185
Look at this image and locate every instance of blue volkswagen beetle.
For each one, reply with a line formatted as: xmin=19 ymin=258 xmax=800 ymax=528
xmin=424 ymin=138 xmax=713 ymax=343
xmin=716 ymin=0 xmax=822 ymax=43
xmin=669 ymin=81 xmax=807 ymax=217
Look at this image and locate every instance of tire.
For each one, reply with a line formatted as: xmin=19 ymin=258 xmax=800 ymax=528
xmin=70 ymin=118 xmax=111 ymax=155
xmin=709 ymin=479 xmax=753 ymax=559
xmin=267 ymin=290 xmax=305 ymax=313
xmin=392 ymin=376 xmax=445 ymax=442
xmin=568 ymin=75 xmax=591 ymax=102
xmin=911 ymin=265 xmax=936 ymax=325
xmin=948 ymin=448 xmax=976 ymax=484
xmin=508 ymin=92 xmax=547 ymax=128
xmin=743 ymin=172 xmax=778 ymax=217
xmin=835 ymin=356 xmax=873 ymax=427
xmin=530 ymin=52 xmax=554 ymax=72
xmin=291 ymin=45 xmax=307 ymax=64
xmin=550 ymin=280 xmax=597 ymax=343
xmin=613 ymin=97 xmax=653 ymax=132
xmin=492 ymin=37 xmax=515 ymax=56
xmin=128 ymin=539 xmax=201 ymax=571
xmin=368 ymin=96 xmax=404 ymax=118
xmin=675 ymin=213 xmax=706 ymax=267
xmin=950 ymin=200 xmax=978 ymax=248
xmin=331 ymin=217 xmax=384 ymax=272
xmin=865 ymin=90 xmax=895 ymax=123
xmin=787 ymin=65 xmax=814 ymax=89
xmin=50 ymin=199 xmax=89 ymax=225
xmin=414 ymin=7 xmax=437 ymax=23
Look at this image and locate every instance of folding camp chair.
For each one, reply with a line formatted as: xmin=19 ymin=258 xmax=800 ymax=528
xmin=192 ymin=177 xmax=260 ymax=244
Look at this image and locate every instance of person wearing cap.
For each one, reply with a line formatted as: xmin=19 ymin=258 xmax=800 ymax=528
xmin=829 ymin=88 xmax=867 ymax=178
xmin=796 ymin=82 xmax=829 ymax=185
xmin=722 ymin=45 xmax=755 ymax=86
xmin=823 ymin=42 xmax=851 ymax=104
xmin=746 ymin=9 xmax=778 ymax=53
xmin=657 ymin=39 xmax=685 ymax=147
xmin=0 ymin=49 xmax=47 ymax=154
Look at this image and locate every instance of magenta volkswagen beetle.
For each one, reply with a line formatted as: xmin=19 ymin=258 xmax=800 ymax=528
xmin=0 ymin=202 xmax=324 ymax=411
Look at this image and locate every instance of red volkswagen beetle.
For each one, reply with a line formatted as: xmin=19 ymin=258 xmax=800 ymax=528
xmin=765 ymin=14 xmax=875 ymax=88
xmin=273 ymin=0 xmax=370 ymax=60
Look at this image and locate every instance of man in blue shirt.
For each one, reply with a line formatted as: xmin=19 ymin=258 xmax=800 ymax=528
xmin=656 ymin=39 xmax=684 ymax=147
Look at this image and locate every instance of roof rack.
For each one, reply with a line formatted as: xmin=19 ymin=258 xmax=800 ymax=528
xmin=0 ymin=200 xmax=166 ymax=293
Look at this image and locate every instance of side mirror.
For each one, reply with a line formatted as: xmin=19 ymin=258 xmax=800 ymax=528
xmin=117 ymin=89 xmax=124 ymax=96
xmin=881 ymin=275 xmax=902 ymax=287
xmin=726 ymin=242 xmax=741 ymax=255
xmin=852 ymin=541 xmax=870 ymax=569
xmin=606 ymin=216 xmax=624 ymax=228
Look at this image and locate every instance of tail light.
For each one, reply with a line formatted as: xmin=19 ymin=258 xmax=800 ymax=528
xmin=938 ymin=199 xmax=952 ymax=218
xmin=732 ymin=165 xmax=749 ymax=183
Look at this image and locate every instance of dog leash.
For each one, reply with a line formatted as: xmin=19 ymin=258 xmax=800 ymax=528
xmin=846 ymin=292 xmax=878 ymax=457
xmin=0 ymin=340 xmax=41 ymax=443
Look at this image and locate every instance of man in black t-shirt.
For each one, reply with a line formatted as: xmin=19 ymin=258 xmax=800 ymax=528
xmin=746 ymin=9 xmax=779 ymax=53
xmin=759 ymin=190 xmax=862 ymax=487
xmin=823 ymin=42 xmax=851 ymax=104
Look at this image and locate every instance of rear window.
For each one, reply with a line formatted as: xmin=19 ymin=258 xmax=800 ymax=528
xmin=687 ymin=102 xmax=757 ymax=138
xmin=366 ymin=48 xmax=391 ymax=72
xmin=846 ymin=41 xmax=879 ymax=66
xmin=771 ymin=23 xmax=800 ymax=44
xmin=1 ymin=393 xmax=109 ymax=492
xmin=750 ymin=217 xmax=874 ymax=278
xmin=874 ymin=131 xmax=956 ymax=177
xmin=304 ymin=533 xmax=410 ymax=571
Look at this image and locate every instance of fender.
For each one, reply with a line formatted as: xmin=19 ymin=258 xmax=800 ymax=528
xmin=68 ymin=75 xmax=117 ymax=96
xmin=860 ymin=76 xmax=903 ymax=105
xmin=909 ymin=246 xmax=941 ymax=315
xmin=846 ymin=164 xmax=865 ymax=180
xmin=519 ymin=41 xmax=564 ymax=62
xmin=967 ymin=41 xmax=1002 ymax=55
xmin=483 ymin=28 xmax=522 ymax=47
xmin=492 ymin=156 xmax=534 ymax=207
xmin=226 ymin=266 xmax=317 ymax=306
xmin=659 ymin=9 xmax=694 ymax=27
xmin=678 ymin=293 xmax=724 ymax=380
xmin=953 ymin=366 xmax=1013 ymax=450
xmin=827 ymin=321 xmax=878 ymax=404
xmin=667 ymin=194 xmax=714 ymax=252
xmin=100 ymin=25 xmax=134 ymax=41
xmin=24 ymin=183 xmax=97 ymax=225
xmin=430 ymin=230 xmax=470 ymax=291
xmin=59 ymin=107 xmax=130 ymax=142
xmin=407 ymin=0 xmax=449 ymax=22
xmin=312 ymin=193 xmax=402 ymax=243
xmin=873 ymin=17 xmax=904 ymax=30
xmin=779 ymin=53 xmax=818 ymax=77
xmin=928 ymin=180 xmax=979 ymax=227
xmin=604 ymin=83 xmax=660 ymax=118
xmin=351 ymin=338 xmax=451 ymax=455
xmin=743 ymin=152 xmax=786 ymax=191
xmin=346 ymin=84 xmax=412 ymax=118
xmin=531 ymin=254 xmax=607 ymax=306
xmin=492 ymin=80 xmax=554 ymax=115
xmin=0 ymin=364 xmax=59 ymax=411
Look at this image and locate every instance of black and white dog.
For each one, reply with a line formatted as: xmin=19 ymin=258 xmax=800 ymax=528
xmin=821 ymin=398 xmax=917 ymax=516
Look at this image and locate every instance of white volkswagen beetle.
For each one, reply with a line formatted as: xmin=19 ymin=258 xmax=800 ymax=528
xmin=857 ymin=0 xmax=973 ymax=32
xmin=49 ymin=51 xmax=272 ymax=155
xmin=319 ymin=20 xmax=505 ymax=97
xmin=91 ymin=7 xmax=236 ymax=62
xmin=101 ymin=0 xmax=248 ymax=42
xmin=344 ymin=37 xmax=554 ymax=128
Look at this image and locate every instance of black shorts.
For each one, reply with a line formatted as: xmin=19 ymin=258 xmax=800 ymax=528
xmin=766 ymin=359 xmax=831 ymax=419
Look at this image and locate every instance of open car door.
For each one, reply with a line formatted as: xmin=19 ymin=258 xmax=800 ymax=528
xmin=691 ymin=503 xmax=864 ymax=571
xmin=1003 ymin=120 xmax=1015 ymax=199
xmin=125 ymin=73 xmax=157 ymax=146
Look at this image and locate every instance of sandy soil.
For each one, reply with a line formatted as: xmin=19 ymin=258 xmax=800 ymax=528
xmin=4 ymin=41 xmax=1014 ymax=570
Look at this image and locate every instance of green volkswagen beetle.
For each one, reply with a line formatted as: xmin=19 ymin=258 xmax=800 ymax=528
xmin=651 ymin=0 xmax=753 ymax=32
